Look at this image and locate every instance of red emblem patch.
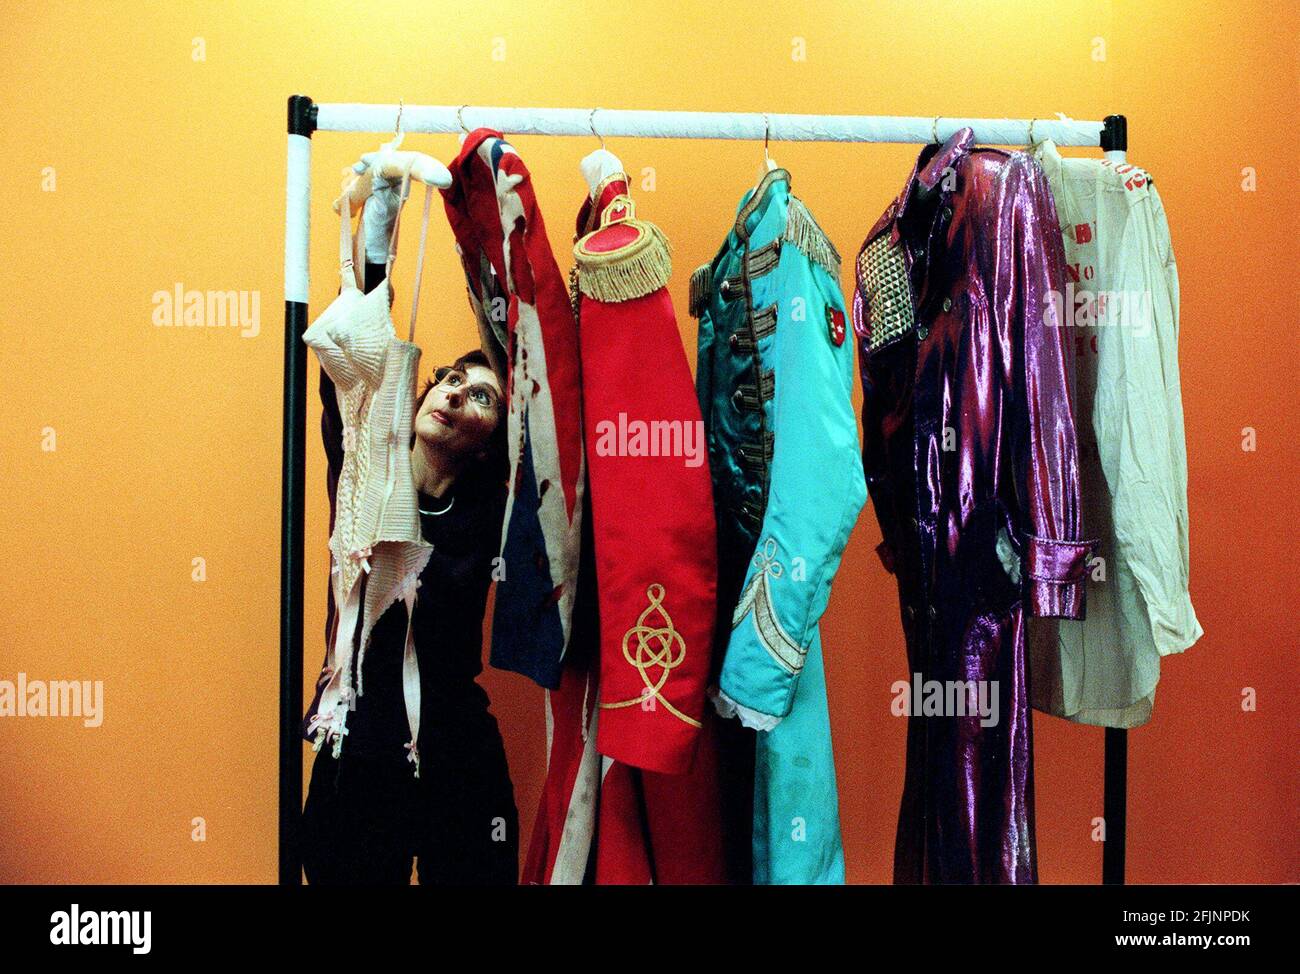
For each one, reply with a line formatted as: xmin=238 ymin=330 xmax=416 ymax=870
xmin=827 ymin=307 xmax=846 ymax=346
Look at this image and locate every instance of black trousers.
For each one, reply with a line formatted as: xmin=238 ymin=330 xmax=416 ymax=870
xmin=301 ymin=735 xmax=519 ymax=886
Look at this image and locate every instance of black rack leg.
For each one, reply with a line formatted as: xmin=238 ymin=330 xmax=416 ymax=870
xmin=280 ymin=94 xmax=316 ymax=886
xmin=1103 ymin=727 xmax=1127 ymax=884
xmin=280 ymin=298 xmax=308 ymax=885
xmin=1098 ymin=109 xmax=1129 ymax=888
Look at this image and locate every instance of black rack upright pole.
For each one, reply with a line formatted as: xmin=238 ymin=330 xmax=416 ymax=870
xmin=1098 ymin=112 xmax=1129 ymax=887
xmin=1102 ymin=726 xmax=1128 ymax=884
xmin=280 ymin=93 xmax=317 ymax=886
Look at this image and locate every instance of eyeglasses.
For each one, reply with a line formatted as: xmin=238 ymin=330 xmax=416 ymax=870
xmin=432 ymin=365 xmax=501 ymax=411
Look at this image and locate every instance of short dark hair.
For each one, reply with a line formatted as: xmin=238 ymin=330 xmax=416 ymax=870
xmin=413 ymin=349 xmax=509 ymax=492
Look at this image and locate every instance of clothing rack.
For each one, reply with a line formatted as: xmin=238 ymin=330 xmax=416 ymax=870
xmin=280 ymin=95 xmax=1130 ymax=886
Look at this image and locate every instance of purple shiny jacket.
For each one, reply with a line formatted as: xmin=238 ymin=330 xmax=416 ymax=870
xmin=852 ymin=128 xmax=1094 ymax=884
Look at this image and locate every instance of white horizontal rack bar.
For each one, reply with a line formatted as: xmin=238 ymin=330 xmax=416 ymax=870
xmin=313 ymin=103 xmax=1104 ymax=147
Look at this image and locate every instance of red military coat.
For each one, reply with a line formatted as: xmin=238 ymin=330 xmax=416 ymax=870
xmin=523 ymin=167 xmax=725 ymax=884
xmin=574 ymin=173 xmax=718 ymax=775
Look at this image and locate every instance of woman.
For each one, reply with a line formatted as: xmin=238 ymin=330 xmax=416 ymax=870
xmin=301 ymin=256 xmax=517 ymax=885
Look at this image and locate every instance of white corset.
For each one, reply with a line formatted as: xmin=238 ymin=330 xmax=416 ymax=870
xmin=302 ymin=169 xmax=436 ymax=776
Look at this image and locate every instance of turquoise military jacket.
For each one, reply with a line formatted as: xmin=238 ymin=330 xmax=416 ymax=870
xmin=691 ymin=168 xmax=867 ymax=884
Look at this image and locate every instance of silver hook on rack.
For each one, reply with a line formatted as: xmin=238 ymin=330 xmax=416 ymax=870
xmin=932 ymin=116 xmax=942 ymax=143
xmin=754 ymin=113 xmax=778 ymax=175
xmin=589 ymin=108 xmax=605 ymax=149
xmin=394 ymin=99 xmax=405 ymax=147
xmin=1027 ymin=118 xmax=1038 ymax=146
xmin=457 ymin=105 xmax=471 ymax=134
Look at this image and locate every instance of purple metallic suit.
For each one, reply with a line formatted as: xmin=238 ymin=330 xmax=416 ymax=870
xmin=852 ymin=128 xmax=1094 ymax=884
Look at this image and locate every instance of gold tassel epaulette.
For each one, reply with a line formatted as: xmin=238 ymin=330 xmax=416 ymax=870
xmin=573 ymin=197 xmax=672 ymax=303
xmin=689 ymin=263 xmax=712 ymax=319
xmin=783 ymin=196 xmax=842 ymax=281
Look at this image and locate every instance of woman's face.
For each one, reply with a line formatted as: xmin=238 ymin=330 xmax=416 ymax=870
xmin=413 ymin=362 xmax=503 ymax=459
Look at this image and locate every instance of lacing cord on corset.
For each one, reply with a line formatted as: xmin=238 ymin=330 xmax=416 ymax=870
xmin=378 ymin=171 xmax=433 ymax=527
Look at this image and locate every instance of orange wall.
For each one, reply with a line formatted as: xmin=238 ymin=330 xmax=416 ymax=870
xmin=0 ymin=0 xmax=1295 ymax=884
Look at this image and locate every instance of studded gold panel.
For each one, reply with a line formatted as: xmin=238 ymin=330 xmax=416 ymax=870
xmin=857 ymin=233 xmax=916 ymax=352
